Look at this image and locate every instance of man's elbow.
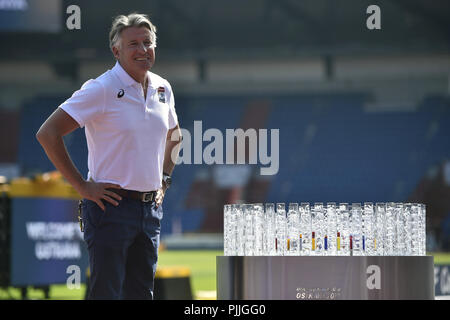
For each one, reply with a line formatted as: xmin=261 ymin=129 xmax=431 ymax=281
xmin=36 ymin=126 xmax=53 ymax=146
xmin=169 ymin=126 xmax=182 ymax=143
xmin=176 ymin=127 xmax=183 ymax=142
xmin=35 ymin=127 xmax=45 ymax=145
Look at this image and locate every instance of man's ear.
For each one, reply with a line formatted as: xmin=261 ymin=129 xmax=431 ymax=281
xmin=112 ymin=45 xmax=120 ymax=60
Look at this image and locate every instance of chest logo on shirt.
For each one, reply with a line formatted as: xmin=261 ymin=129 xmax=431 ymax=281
xmin=117 ymin=89 xmax=125 ymax=98
xmin=157 ymin=86 xmax=166 ymax=103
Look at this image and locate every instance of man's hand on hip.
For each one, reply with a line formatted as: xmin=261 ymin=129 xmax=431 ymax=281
xmin=77 ymin=180 xmax=122 ymax=211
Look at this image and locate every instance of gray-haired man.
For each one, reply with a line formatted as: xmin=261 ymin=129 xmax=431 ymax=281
xmin=36 ymin=13 xmax=182 ymax=299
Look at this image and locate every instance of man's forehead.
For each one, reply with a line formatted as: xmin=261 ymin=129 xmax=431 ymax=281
xmin=121 ymin=26 xmax=152 ymax=39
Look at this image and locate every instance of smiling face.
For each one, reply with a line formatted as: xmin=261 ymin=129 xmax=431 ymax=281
xmin=112 ymin=26 xmax=155 ymax=84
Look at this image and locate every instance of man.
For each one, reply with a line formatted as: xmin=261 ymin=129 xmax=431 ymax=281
xmin=36 ymin=13 xmax=182 ymax=300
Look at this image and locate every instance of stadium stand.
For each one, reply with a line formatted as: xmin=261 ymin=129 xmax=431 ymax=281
xmin=14 ymin=91 xmax=450 ymax=245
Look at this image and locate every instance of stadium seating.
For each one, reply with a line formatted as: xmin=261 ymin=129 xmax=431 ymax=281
xmin=17 ymin=93 xmax=450 ymax=236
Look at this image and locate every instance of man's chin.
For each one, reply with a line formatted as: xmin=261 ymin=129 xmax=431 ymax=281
xmin=139 ymin=65 xmax=153 ymax=72
xmin=135 ymin=60 xmax=153 ymax=68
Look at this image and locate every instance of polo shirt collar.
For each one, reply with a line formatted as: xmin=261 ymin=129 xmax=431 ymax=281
xmin=112 ymin=61 xmax=156 ymax=89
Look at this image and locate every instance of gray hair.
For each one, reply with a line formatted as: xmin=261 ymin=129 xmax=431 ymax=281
xmin=109 ymin=13 xmax=157 ymax=51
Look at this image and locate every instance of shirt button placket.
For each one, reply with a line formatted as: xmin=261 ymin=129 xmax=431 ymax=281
xmin=141 ymin=86 xmax=149 ymax=117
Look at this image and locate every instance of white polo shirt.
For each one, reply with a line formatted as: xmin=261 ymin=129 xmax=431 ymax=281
xmin=59 ymin=61 xmax=178 ymax=192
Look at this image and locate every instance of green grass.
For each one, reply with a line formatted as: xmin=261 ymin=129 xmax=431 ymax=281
xmin=1 ymin=250 xmax=449 ymax=300
xmin=432 ymin=252 xmax=450 ymax=265
xmin=0 ymin=284 xmax=86 ymax=300
xmin=0 ymin=249 xmax=223 ymax=300
xmin=157 ymin=249 xmax=222 ymax=298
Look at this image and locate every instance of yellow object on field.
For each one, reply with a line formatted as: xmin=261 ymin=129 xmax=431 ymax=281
xmin=155 ymin=266 xmax=191 ymax=279
xmin=0 ymin=184 xmax=9 ymax=194
xmin=6 ymin=171 xmax=81 ymax=200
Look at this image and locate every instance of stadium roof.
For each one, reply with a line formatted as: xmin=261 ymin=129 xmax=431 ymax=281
xmin=0 ymin=0 xmax=449 ymax=62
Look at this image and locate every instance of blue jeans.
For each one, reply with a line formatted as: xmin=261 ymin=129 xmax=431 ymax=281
xmin=81 ymin=196 xmax=162 ymax=300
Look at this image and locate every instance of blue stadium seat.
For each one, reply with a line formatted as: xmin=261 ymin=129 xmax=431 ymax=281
xmin=17 ymin=93 xmax=450 ymax=235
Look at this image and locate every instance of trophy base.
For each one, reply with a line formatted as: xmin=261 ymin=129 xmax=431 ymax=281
xmin=217 ymin=256 xmax=434 ymax=300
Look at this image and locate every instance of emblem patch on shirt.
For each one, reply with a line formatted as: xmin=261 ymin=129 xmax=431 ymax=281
xmin=117 ymin=89 xmax=125 ymax=98
xmin=157 ymin=86 xmax=166 ymax=103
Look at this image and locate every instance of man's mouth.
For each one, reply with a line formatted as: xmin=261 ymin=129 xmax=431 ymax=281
xmin=135 ymin=57 xmax=149 ymax=61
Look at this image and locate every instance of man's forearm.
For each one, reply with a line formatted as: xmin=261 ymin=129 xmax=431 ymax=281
xmin=36 ymin=130 xmax=85 ymax=192
xmin=163 ymin=126 xmax=182 ymax=175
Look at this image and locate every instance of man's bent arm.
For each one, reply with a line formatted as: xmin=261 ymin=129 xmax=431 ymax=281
xmin=36 ymin=108 xmax=122 ymax=210
xmin=163 ymin=124 xmax=182 ymax=176
xmin=36 ymin=108 xmax=86 ymax=192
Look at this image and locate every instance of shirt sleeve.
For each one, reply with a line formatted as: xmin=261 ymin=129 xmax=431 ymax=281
xmin=58 ymin=79 xmax=105 ymax=128
xmin=166 ymin=81 xmax=179 ymax=129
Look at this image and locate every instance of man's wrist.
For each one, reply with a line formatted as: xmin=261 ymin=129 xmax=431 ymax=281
xmin=73 ymin=177 xmax=87 ymax=194
xmin=162 ymin=173 xmax=171 ymax=189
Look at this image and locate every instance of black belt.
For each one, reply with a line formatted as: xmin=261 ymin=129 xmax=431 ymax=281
xmin=108 ymin=188 xmax=157 ymax=202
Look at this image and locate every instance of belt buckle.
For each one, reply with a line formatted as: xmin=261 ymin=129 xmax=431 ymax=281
xmin=142 ymin=192 xmax=154 ymax=203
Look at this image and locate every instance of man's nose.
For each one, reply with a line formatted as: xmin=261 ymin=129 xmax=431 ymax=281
xmin=137 ymin=42 xmax=147 ymax=53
